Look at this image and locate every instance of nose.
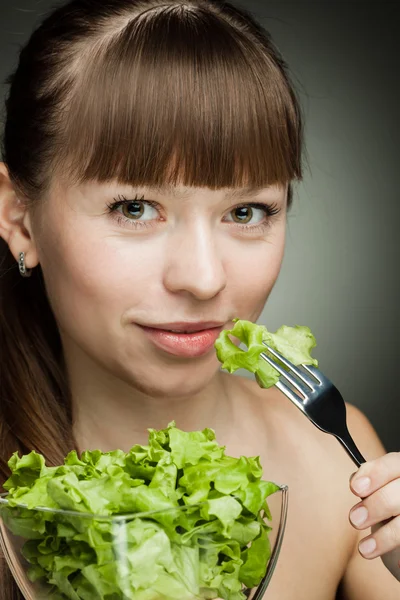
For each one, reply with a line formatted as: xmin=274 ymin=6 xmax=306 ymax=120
xmin=163 ymin=222 xmax=227 ymax=300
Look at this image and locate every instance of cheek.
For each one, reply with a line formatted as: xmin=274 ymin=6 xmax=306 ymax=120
xmin=225 ymin=229 xmax=285 ymax=319
xmin=36 ymin=216 xmax=159 ymax=340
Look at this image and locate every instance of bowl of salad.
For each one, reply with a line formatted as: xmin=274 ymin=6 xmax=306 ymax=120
xmin=0 ymin=423 xmax=288 ymax=600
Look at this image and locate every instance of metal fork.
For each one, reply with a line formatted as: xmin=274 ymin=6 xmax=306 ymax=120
xmin=260 ymin=342 xmax=366 ymax=467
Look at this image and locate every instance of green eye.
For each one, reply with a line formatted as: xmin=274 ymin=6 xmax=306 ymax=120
xmin=121 ymin=201 xmax=145 ymax=219
xmin=226 ymin=204 xmax=270 ymax=226
xmin=231 ymin=206 xmax=254 ymax=223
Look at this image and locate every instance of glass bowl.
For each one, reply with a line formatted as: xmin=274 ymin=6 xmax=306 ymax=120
xmin=0 ymin=485 xmax=288 ymax=600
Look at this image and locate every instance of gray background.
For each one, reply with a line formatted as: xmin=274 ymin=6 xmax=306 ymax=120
xmin=0 ymin=1 xmax=398 ymax=451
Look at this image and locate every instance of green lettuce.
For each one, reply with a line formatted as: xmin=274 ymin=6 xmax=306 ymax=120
xmin=215 ymin=319 xmax=318 ymax=388
xmin=1 ymin=423 xmax=279 ymax=600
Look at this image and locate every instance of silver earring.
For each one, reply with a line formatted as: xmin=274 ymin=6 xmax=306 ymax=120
xmin=18 ymin=252 xmax=32 ymax=278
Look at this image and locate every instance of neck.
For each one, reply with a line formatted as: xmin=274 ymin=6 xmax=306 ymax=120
xmin=65 ymin=341 xmax=233 ymax=453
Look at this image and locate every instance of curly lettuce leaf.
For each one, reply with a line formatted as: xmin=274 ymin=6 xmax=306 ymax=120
xmin=215 ymin=319 xmax=318 ymax=388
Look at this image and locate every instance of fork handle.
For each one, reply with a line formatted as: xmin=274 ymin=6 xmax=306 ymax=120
xmin=335 ymin=427 xmax=366 ymax=467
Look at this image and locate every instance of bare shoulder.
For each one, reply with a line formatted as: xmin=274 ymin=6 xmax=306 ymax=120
xmin=235 ymin=373 xmax=385 ymax=457
xmin=228 ymin=373 xmax=386 ymax=489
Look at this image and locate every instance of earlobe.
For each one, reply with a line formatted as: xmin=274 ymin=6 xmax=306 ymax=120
xmin=0 ymin=162 xmax=40 ymax=270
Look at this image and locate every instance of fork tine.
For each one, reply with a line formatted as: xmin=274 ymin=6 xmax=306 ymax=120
xmin=262 ymin=342 xmax=318 ymax=390
xmin=301 ymin=363 xmax=329 ymax=385
xmin=275 ymin=379 xmax=305 ymax=410
xmin=260 ymin=351 xmax=308 ymax=397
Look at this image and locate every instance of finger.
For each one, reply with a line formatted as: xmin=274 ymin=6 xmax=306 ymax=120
xmin=349 ymin=478 xmax=400 ymax=529
xmin=350 ymin=452 xmax=400 ymax=498
xmin=357 ymin=515 xmax=400 ymax=560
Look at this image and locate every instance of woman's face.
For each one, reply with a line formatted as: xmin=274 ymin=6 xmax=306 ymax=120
xmin=32 ymin=180 xmax=287 ymax=397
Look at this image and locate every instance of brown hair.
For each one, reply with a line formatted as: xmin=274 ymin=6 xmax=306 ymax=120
xmin=0 ymin=0 xmax=303 ymax=596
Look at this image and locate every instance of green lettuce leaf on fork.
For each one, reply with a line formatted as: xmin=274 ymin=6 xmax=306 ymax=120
xmin=215 ymin=319 xmax=318 ymax=388
xmin=1 ymin=423 xmax=280 ymax=600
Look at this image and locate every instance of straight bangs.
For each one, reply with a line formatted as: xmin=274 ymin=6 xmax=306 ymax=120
xmin=55 ymin=5 xmax=303 ymax=191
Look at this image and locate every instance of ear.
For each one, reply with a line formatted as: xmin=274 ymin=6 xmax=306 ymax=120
xmin=0 ymin=162 xmax=40 ymax=270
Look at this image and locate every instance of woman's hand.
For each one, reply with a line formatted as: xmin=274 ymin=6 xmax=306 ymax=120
xmin=349 ymin=452 xmax=400 ymax=580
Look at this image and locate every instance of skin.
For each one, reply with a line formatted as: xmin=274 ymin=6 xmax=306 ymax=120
xmin=0 ymin=164 xmax=399 ymax=598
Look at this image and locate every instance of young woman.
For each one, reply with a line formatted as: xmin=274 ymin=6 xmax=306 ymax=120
xmin=0 ymin=1 xmax=399 ymax=598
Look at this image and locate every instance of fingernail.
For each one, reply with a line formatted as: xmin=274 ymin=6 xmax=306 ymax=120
xmin=352 ymin=476 xmax=371 ymax=496
xmin=350 ymin=506 xmax=368 ymax=526
xmin=359 ymin=537 xmax=377 ymax=556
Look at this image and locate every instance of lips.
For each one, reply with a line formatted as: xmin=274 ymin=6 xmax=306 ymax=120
xmin=143 ymin=321 xmax=225 ymax=333
xmin=136 ymin=322 xmax=226 ymax=358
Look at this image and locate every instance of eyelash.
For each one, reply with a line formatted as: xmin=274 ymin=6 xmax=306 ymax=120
xmin=106 ymin=194 xmax=281 ymax=232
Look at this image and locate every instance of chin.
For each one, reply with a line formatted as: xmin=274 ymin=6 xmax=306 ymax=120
xmin=134 ymin=374 xmax=215 ymax=400
xmin=126 ymin=360 xmax=221 ymax=399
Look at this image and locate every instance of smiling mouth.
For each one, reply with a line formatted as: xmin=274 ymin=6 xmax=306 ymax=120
xmin=138 ymin=322 xmax=226 ymax=333
xmin=168 ymin=329 xmax=202 ymax=333
xmin=135 ymin=322 xmax=226 ymax=358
